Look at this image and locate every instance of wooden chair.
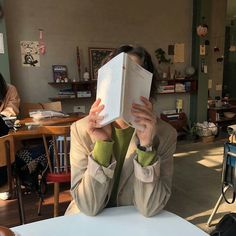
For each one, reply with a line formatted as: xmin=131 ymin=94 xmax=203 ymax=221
xmin=41 ymin=101 xmax=62 ymax=112
xmin=39 ymin=125 xmax=71 ymax=217
xmin=0 ymin=135 xmax=25 ymax=224
xmin=20 ymin=101 xmax=62 ymax=118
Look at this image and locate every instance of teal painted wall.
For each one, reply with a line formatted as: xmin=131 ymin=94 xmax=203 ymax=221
xmin=0 ymin=0 xmax=11 ymax=83
xmin=223 ymin=26 xmax=236 ymax=99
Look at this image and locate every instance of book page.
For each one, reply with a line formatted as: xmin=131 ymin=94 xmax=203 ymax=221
xmin=96 ymin=53 xmax=125 ymax=126
xmin=122 ymin=54 xmax=153 ymax=130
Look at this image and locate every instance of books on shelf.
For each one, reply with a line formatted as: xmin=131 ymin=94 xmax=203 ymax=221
xmin=96 ymin=52 xmax=153 ymax=130
xmin=158 ymin=85 xmax=175 ymax=93
xmin=77 ymin=91 xmax=92 ymax=98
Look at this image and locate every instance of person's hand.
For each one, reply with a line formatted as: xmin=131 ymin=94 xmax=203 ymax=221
xmin=87 ymin=98 xmax=112 ymax=142
xmin=131 ymin=96 xmax=157 ymax=147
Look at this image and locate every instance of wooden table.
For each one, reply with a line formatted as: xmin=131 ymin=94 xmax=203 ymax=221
xmin=9 ymin=115 xmax=84 ymax=153
xmin=10 ymin=115 xmax=84 ymax=139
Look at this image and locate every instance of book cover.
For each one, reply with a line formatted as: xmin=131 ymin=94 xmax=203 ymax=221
xmin=52 ymin=65 xmax=68 ymax=82
xmin=96 ymin=52 xmax=153 ymax=130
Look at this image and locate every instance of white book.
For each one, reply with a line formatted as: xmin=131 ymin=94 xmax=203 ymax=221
xmin=96 ymin=52 xmax=153 ymax=130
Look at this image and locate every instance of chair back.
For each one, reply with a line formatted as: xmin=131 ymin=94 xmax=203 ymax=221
xmin=20 ymin=101 xmax=62 ymax=118
xmin=41 ymin=102 xmax=62 ymax=112
xmin=20 ymin=102 xmax=43 ymax=118
xmin=0 ymin=135 xmax=15 ymax=193
xmin=40 ymin=125 xmax=71 ymax=174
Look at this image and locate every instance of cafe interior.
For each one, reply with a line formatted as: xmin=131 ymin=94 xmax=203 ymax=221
xmin=1 ymin=0 xmax=236 ymax=235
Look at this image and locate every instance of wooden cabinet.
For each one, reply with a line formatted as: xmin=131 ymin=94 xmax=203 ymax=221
xmin=160 ymin=112 xmax=188 ymax=132
xmin=208 ymin=105 xmax=236 ymax=127
xmin=48 ymin=80 xmax=97 ymax=101
xmin=157 ymin=78 xmax=197 ymax=94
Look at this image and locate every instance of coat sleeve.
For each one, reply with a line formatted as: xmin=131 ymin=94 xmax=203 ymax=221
xmin=70 ymin=122 xmax=116 ymax=216
xmin=133 ymin=126 xmax=177 ymax=217
xmin=0 ymin=85 xmax=20 ymax=117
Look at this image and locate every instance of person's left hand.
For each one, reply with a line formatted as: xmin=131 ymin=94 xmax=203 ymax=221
xmin=131 ymin=96 xmax=157 ymax=147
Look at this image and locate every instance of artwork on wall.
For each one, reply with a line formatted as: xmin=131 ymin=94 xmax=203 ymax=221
xmin=88 ymin=47 xmax=114 ymax=80
xmin=52 ymin=65 xmax=68 ymax=83
xmin=20 ymin=41 xmax=40 ymax=67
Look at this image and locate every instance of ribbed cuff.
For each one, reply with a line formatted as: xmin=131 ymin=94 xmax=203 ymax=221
xmin=93 ymin=140 xmax=114 ymax=167
xmin=136 ymin=149 xmax=157 ymax=167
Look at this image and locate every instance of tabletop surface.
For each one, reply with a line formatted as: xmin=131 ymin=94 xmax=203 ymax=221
xmin=12 ymin=206 xmax=208 ymax=236
xmin=10 ymin=115 xmax=84 ymax=138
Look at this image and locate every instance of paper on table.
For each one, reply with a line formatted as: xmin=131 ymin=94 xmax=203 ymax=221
xmin=0 ymin=33 xmax=4 ymax=54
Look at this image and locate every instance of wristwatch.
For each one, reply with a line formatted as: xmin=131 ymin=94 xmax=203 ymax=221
xmin=137 ymin=144 xmax=153 ymax=152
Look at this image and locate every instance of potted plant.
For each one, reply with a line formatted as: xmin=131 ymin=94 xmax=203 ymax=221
xmin=155 ymin=48 xmax=172 ymax=79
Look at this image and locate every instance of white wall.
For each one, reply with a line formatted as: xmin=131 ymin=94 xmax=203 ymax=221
xmin=5 ymin=0 xmax=193 ymax=114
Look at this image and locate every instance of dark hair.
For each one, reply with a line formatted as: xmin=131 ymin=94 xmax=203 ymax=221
xmin=0 ymin=73 xmax=8 ymax=102
xmin=103 ymin=45 xmax=158 ymax=100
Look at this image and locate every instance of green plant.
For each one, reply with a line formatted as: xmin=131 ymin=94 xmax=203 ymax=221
xmin=155 ymin=48 xmax=171 ymax=64
xmin=183 ymin=120 xmax=198 ymax=138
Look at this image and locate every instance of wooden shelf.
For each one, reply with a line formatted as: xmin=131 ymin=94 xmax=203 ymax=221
xmin=48 ymin=80 xmax=97 ymax=86
xmin=157 ymin=77 xmax=197 ymax=95
xmin=157 ymin=91 xmax=196 ymax=95
xmin=49 ymin=96 xmax=95 ymax=101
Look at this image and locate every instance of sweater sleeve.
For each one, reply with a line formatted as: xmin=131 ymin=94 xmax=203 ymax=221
xmin=136 ymin=149 xmax=157 ymax=167
xmin=93 ymin=140 xmax=114 ymax=167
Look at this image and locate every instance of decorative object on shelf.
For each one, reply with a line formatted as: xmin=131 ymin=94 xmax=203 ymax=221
xmin=38 ymin=29 xmax=46 ymax=55
xmin=88 ymin=47 xmax=114 ymax=80
xmin=83 ymin=67 xmax=90 ymax=81
xmin=52 ymin=65 xmax=68 ymax=83
xmin=176 ymin=99 xmax=183 ymax=113
xmin=155 ymin=48 xmax=171 ymax=64
xmin=76 ymin=46 xmax=81 ymax=80
xmin=224 ymin=112 xmax=236 ymax=119
xmin=196 ymin=17 xmax=208 ymax=37
xmin=185 ymin=66 xmax=195 ymax=77
xmin=20 ymin=41 xmax=40 ymax=67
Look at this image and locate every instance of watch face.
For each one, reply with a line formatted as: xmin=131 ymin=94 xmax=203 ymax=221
xmin=138 ymin=144 xmax=146 ymax=151
xmin=138 ymin=144 xmax=152 ymax=152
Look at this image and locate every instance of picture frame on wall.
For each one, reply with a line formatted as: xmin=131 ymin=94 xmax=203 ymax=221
xmin=88 ymin=47 xmax=114 ymax=80
xmin=52 ymin=65 xmax=68 ymax=83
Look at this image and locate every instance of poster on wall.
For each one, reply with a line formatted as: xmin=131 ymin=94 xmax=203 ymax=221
xmin=0 ymin=33 xmax=4 ymax=54
xmin=173 ymin=43 xmax=185 ymax=63
xmin=20 ymin=41 xmax=40 ymax=67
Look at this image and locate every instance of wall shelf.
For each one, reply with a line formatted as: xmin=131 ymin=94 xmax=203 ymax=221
xmin=48 ymin=80 xmax=97 ymax=102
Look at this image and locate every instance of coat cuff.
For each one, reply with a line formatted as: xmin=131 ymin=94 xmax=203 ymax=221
xmin=87 ymin=155 xmax=116 ymax=184
xmin=133 ymin=156 xmax=160 ymax=183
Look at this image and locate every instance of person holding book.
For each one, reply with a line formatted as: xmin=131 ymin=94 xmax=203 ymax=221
xmin=66 ymin=45 xmax=177 ymax=217
xmin=0 ymin=73 xmax=20 ymax=117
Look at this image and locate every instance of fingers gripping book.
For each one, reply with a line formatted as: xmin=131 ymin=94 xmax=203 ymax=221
xmin=96 ymin=52 xmax=153 ymax=130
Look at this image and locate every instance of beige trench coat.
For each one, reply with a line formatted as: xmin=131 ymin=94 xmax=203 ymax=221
xmin=65 ymin=116 xmax=177 ymax=217
xmin=0 ymin=84 xmax=20 ymax=117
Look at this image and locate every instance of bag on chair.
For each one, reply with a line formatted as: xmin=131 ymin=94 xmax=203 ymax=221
xmin=210 ymin=213 xmax=236 ymax=236
xmin=221 ymin=142 xmax=236 ymax=204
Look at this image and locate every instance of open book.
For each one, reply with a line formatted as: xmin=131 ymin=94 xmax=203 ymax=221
xmin=96 ymin=52 xmax=153 ymax=130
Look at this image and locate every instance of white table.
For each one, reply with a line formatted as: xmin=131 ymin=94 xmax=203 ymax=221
xmin=12 ymin=206 xmax=208 ymax=236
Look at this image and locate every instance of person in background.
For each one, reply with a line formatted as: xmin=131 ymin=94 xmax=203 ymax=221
xmin=65 ymin=45 xmax=177 ymax=217
xmin=0 ymin=73 xmax=20 ymax=117
xmin=0 ymin=116 xmax=10 ymax=200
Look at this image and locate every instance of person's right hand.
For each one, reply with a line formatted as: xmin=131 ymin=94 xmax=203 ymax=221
xmin=87 ymin=98 xmax=112 ymax=142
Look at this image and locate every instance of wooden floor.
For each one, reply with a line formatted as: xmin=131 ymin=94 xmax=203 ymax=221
xmin=0 ymin=183 xmax=72 ymax=227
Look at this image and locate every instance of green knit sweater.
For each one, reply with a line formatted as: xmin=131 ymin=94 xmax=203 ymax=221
xmin=93 ymin=125 xmax=156 ymax=206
